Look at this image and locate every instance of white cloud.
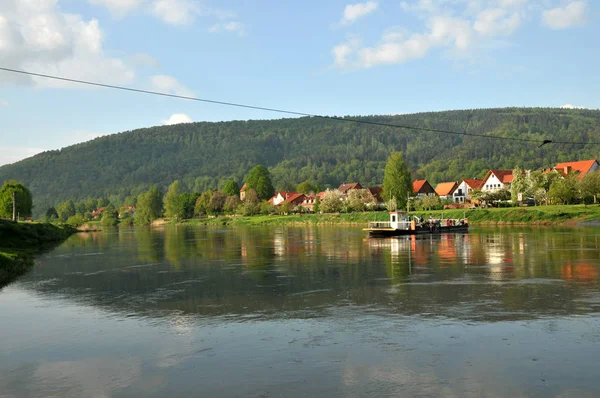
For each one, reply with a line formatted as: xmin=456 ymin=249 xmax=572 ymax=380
xmin=87 ymin=0 xmax=238 ymax=26
xmin=88 ymin=0 xmax=144 ymax=17
xmin=341 ymin=1 xmax=378 ymax=25
xmin=561 ymin=104 xmax=586 ymax=109
xmin=162 ymin=113 xmax=193 ymax=125
xmin=474 ymin=8 xmax=521 ymax=36
xmin=150 ymin=0 xmax=200 ymax=25
xmin=150 ymin=75 xmax=195 ymax=97
xmin=0 ymin=0 xmax=135 ymax=87
xmin=209 ymin=21 xmax=245 ymax=36
xmin=542 ymin=1 xmax=587 ymax=30
xmin=333 ymin=0 xmax=532 ymax=69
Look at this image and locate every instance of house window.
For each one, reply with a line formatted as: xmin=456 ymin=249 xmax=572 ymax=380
xmin=391 ymin=215 xmax=396 ymax=222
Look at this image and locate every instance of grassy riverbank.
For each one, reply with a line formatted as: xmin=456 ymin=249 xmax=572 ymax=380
xmin=176 ymin=204 xmax=600 ymax=227
xmin=0 ymin=221 xmax=77 ymax=288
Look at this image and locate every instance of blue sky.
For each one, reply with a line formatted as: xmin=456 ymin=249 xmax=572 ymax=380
xmin=0 ymin=0 xmax=598 ymax=165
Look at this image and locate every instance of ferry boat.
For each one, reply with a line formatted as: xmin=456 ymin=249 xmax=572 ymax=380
xmin=364 ymin=211 xmax=469 ymax=237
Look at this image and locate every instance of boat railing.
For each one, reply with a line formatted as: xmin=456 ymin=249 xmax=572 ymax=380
xmin=368 ymin=221 xmax=391 ymax=229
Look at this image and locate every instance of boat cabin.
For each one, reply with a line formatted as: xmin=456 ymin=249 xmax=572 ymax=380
xmin=389 ymin=211 xmax=411 ymax=230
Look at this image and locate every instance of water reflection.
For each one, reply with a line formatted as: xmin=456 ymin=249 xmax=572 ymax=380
xmin=1 ymin=226 xmax=600 ymax=397
xmin=6 ymin=226 xmax=600 ymax=321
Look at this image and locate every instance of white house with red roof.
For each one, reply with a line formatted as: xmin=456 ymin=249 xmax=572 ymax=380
xmin=453 ymin=179 xmax=483 ymax=203
xmin=480 ymin=170 xmax=514 ymax=192
xmin=269 ymin=191 xmax=298 ymax=206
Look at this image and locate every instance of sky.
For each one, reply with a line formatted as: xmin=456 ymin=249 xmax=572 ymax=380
xmin=0 ymin=0 xmax=598 ymax=166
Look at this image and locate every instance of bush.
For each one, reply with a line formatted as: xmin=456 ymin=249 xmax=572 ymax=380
xmin=66 ymin=215 xmax=86 ymax=226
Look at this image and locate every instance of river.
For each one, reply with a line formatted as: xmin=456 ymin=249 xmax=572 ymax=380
xmin=1 ymin=225 xmax=600 ymax=397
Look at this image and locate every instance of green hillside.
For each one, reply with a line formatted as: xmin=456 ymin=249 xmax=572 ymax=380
xmin=1 ymin=107 xmax=599 ymax=217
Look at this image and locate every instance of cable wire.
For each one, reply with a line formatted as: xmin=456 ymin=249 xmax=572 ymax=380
xmin=1 ymin=66 xmax=598 ymax=146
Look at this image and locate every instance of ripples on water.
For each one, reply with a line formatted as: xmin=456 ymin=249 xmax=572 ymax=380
xmin=1 ymin=225 xmax=600 ymax=397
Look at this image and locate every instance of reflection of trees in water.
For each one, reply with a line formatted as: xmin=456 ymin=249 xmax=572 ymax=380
xmin=135 ymin=227 xmax=165 ymax=264
xmin=0 ymin=254 xmax=34 ymax=290
xmin=16 ymin=226 xmax=600 ymax=322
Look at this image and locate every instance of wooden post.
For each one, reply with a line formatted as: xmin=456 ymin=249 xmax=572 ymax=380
xmin=12 ymin=191 xmax=16 ymax=221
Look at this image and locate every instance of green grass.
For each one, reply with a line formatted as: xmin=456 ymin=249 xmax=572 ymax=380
xmin=175 ymin=205 xmax=600 ymax=227
xmin=414 ymin=205 xmax=600 ymax=225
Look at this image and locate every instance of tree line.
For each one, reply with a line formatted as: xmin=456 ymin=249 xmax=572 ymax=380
xmin=2 ymin=107 xmax=600 ymax=218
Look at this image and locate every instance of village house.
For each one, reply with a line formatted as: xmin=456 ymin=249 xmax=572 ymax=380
xmin=434 ymin=182 xmax=458 ymax=201
xmin=412 ymin=180 xmax=436 ymax=197
xmin=239 ymin=183 xmax=248 ymax=201
xmin=552 ymin=160 xmax=599 ymax=179
xmin=480 ymin=170 xmax=514 ymax=193
xmin=453 ymin=179 xmax=483 ymax=203
xmin=338 ymin=182 xmax=362 ymax=196
xmin=91 ymin=207 xmax=105 ymax=219
xmin=282 ymin=193 xmax=305 ymax=207
xmin=268 ymin=191 xmax=298 ymax=206
xmin=301 ymin=195 xmax=316 ymax=212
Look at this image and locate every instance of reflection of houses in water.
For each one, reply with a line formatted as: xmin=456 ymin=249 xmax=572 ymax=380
xmin=437 ymin=234 xmax=457 ymax=263
xmin=484 ymin=234 xmax=511 ymax=266
xmin=561 ymin=261 xmax=599 ymax=282
xmin=272 ymin=231 xmax=286 ymax=257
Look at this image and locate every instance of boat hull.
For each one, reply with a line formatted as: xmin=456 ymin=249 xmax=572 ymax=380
xmin=365 ymin=224 xmax=469 ymax=237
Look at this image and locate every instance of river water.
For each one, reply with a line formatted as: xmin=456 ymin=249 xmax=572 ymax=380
xmin=1 ymin=225 xmax=600 ymax=397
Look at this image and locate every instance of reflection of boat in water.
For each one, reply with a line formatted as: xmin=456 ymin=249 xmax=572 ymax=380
xmin=364 ymin=211 xmax=468 ymax=237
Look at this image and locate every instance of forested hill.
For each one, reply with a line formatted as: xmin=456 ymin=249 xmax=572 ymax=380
xmin=2 ymin=107 xmax=600 ymax=217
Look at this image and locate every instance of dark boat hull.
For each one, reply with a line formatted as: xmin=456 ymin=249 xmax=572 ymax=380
xmin=367 ymin=224 xmax=469 ymax=237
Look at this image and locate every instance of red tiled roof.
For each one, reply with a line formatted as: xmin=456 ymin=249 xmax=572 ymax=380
xmin=282 ymin=193 xmax=305 ymax=205
xmin=435 ymin=182 xmax=458 ymax=196
xmin=240 ymin=183 xmax=247 ymax=192
xmin=412 ymin=180 xmax=426 ymax=193
xmin=554 ymin=160 xmax=598 ymax=179
xmin=482 ymin=170 xmax=514 ymax=185
xmin=492 ymin=170 xmax=514 ymax=184
xmin=462 ymin=179 xmax=483 ymax=189
xmin=338 ymin=182 xmax=362 ymax=193
xmin=413 ymin=180 xmax=436 ymax=194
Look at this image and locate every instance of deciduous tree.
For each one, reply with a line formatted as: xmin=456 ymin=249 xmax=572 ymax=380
xmin=0 ymin=180 xmax=33 ymax=219
xmin=222 ymin=180 xmax=240 ymax=196
xmin=164 ymin=181 xmax=184 ymax=220
xmin=319 ymin=189 xmax=343 ymax=213
xmin=382 ymin=152 xmax=412 ymax=211
xmin=246 ymin=165 xmax=274 ymax=201
xmin=134 ymin=186 xmax=163 ymax=225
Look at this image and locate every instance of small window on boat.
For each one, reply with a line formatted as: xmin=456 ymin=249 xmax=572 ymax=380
xmin=391 ymin=215 xmax=396 ymax=222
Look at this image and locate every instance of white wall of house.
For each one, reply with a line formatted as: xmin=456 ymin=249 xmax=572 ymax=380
xmin=453 ymin=181 xmax=478 ymax=202
xmin=272 ymin=193 xmax=285 ymax=206
xmin=482 ymin=174 xmax=506 ymax=192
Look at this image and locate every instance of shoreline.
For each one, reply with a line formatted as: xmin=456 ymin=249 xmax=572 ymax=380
xmin=172 ymin=205 xmax=600 ymax=227
xmin=0 ymin=221 xmax=77 ymax=288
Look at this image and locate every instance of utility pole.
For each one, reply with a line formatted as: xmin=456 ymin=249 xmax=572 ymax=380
xmin=12 ymin=191 xmax=16 ymax=221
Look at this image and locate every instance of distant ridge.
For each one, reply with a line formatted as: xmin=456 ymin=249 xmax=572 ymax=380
xmin=1 ymin=107 xmax=599 ymax=217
